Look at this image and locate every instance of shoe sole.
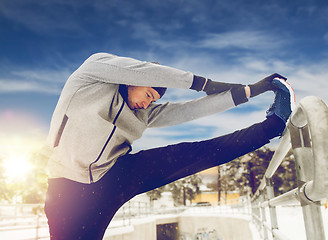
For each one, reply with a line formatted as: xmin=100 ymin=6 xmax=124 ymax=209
xmin=273 ymin=78 xmax=296 ymax=110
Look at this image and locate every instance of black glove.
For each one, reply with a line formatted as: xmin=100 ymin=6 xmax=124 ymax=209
xmin=190 ymin=75 xmax=243 ymax=95
xmin=203 ymin=79 xmax=245 ymax=95
xmin=190 ymin=75 xmax=248 ymax=106
xmin=248 ymin=73 xmax=287 ymax=97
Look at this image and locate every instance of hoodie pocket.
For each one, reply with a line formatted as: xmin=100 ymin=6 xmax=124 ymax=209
xmin=54 ymin=114 xmax=69 ymax=147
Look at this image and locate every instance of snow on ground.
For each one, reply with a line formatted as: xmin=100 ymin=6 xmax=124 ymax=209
xmin=250 ymin=205 xmax=328 ymax=240
xmin=278 ymin=206 xmax=327 ymax=240
xmin=0 ymin=206 xmax=327 ymax=239
xmin=106 ymin=204 xmax=328 ymax=240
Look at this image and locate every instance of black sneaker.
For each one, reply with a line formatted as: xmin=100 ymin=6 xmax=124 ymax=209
xmin=266 ymin=78 xmax=296 ymax=122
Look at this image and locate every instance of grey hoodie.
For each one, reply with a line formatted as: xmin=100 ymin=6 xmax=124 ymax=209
xmin=46 ymin=53 xmax=237 ymax=183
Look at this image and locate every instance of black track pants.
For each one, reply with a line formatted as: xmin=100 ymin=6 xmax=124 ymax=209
xmin=45 ymin=120 xmax=272 ymax=239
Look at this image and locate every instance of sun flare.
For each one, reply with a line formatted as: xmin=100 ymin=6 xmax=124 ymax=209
xmin=3 ymin=154 xmax=33 ymax=181
xmin=0 ymin=133 xmax=44 ymax=183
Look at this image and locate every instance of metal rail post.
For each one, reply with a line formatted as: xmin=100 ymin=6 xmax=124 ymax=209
xmin=265 ymin=178 xmax=279 ymax=239
xmin=36 ymin=214 xmax=40 ymax=240
xmin=289 ymin=124 xmax=326 ymax=239
xmin=259 ymin=193 xmax=269 ymax=240
xmin=251 ymin=199 xmax=261 ymax=234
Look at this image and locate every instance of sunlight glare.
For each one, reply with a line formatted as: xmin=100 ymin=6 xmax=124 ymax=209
xmin=3 ymin=154 xmax=33 ymax=181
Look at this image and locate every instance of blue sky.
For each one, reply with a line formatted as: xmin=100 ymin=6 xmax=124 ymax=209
xmin=1 ymin=0 xmax=328 ymax=154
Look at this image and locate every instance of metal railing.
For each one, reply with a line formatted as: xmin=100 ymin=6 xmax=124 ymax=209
xmin=0 ymin=197 xmax=252 ymax=239
xmin=251 ymin=96 xmax=328 ymax=240
xmin=0 ymin=201 xmax=152 ymax=239
xmin=0 ymin=203 xmax=48 ymax=240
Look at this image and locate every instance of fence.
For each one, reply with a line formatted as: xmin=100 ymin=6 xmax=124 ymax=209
xmin=0 ymin=198 xmax=252 ymax=239
xmin=251 ymin=96 xmax=328 ymax=240
xmin=0 ymin=203 xmax=48 ymax=240
xmin=0 ymin=201 xmax=153 ymax=240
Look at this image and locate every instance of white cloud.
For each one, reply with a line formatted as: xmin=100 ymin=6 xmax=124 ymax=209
xmin=12 ymin=68 xmax=70 ymax=83
xmin=287 ymin=65 xmax=328 ymax=104
xmin=324 ymin=33 xmax=328 ymax=43
xmin=131 ymin=22 xmax=162 ymax=40
xmin=0 ymin=66 xmax=71 ymax=94
xmin=198 ymin=31 xmax=286 ymax=51
xmin=0 ymin=79 xmax=62 ymax=94
xmin=132 ymin=30 xmax=288 ymax=59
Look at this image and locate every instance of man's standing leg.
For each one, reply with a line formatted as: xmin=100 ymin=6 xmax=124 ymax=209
xmin=45 ymin=174 xmax=130 ymax=240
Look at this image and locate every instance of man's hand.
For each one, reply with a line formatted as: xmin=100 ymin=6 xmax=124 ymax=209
xmin=248 ymin=73 xmax=287 ymax=98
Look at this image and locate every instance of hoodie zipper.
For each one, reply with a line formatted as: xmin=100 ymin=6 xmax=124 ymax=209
xmin=89 ymin=101 xmax=125 ymax=183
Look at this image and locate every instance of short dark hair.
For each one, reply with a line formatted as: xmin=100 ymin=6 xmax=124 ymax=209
xmin=152 ymin=87 xmax=167 ymax=98
xmin=118 ymin=85 xmax=167 ymax=102
xmin=150 ymin=62 xmax=167 ymax=98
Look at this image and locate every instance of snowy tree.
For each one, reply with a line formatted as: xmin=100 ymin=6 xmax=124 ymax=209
xmin=246 ymin=147 xmax=274 ymax=194
xmin=207 ymin=164 xmax=247 ymax=203
xmin=206 ymin=147 xmax=297 ymax=197
xmin=146 ymin=186 xmax=165 ymax=207
xmin=272 ymin=150 xmax=297 ymax=195
xmin=145 ymin=174 xmax=202 ymax=206
xmin=245 ymin=148 xmax=297 ymax=195
xmin=166 ymin=174 xmax=202 ymax=206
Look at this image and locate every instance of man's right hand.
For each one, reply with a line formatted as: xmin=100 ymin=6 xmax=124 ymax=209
xmin=248 ymin=73 xmax=287 ymax=98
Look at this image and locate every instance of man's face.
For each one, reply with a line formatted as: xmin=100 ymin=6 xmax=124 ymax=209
xmin=126 ymin=86 xmax=161 ymax=110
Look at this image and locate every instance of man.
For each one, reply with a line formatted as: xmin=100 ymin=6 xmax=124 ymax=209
xmin=44 ymin=53 xmax=295 ymax=239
